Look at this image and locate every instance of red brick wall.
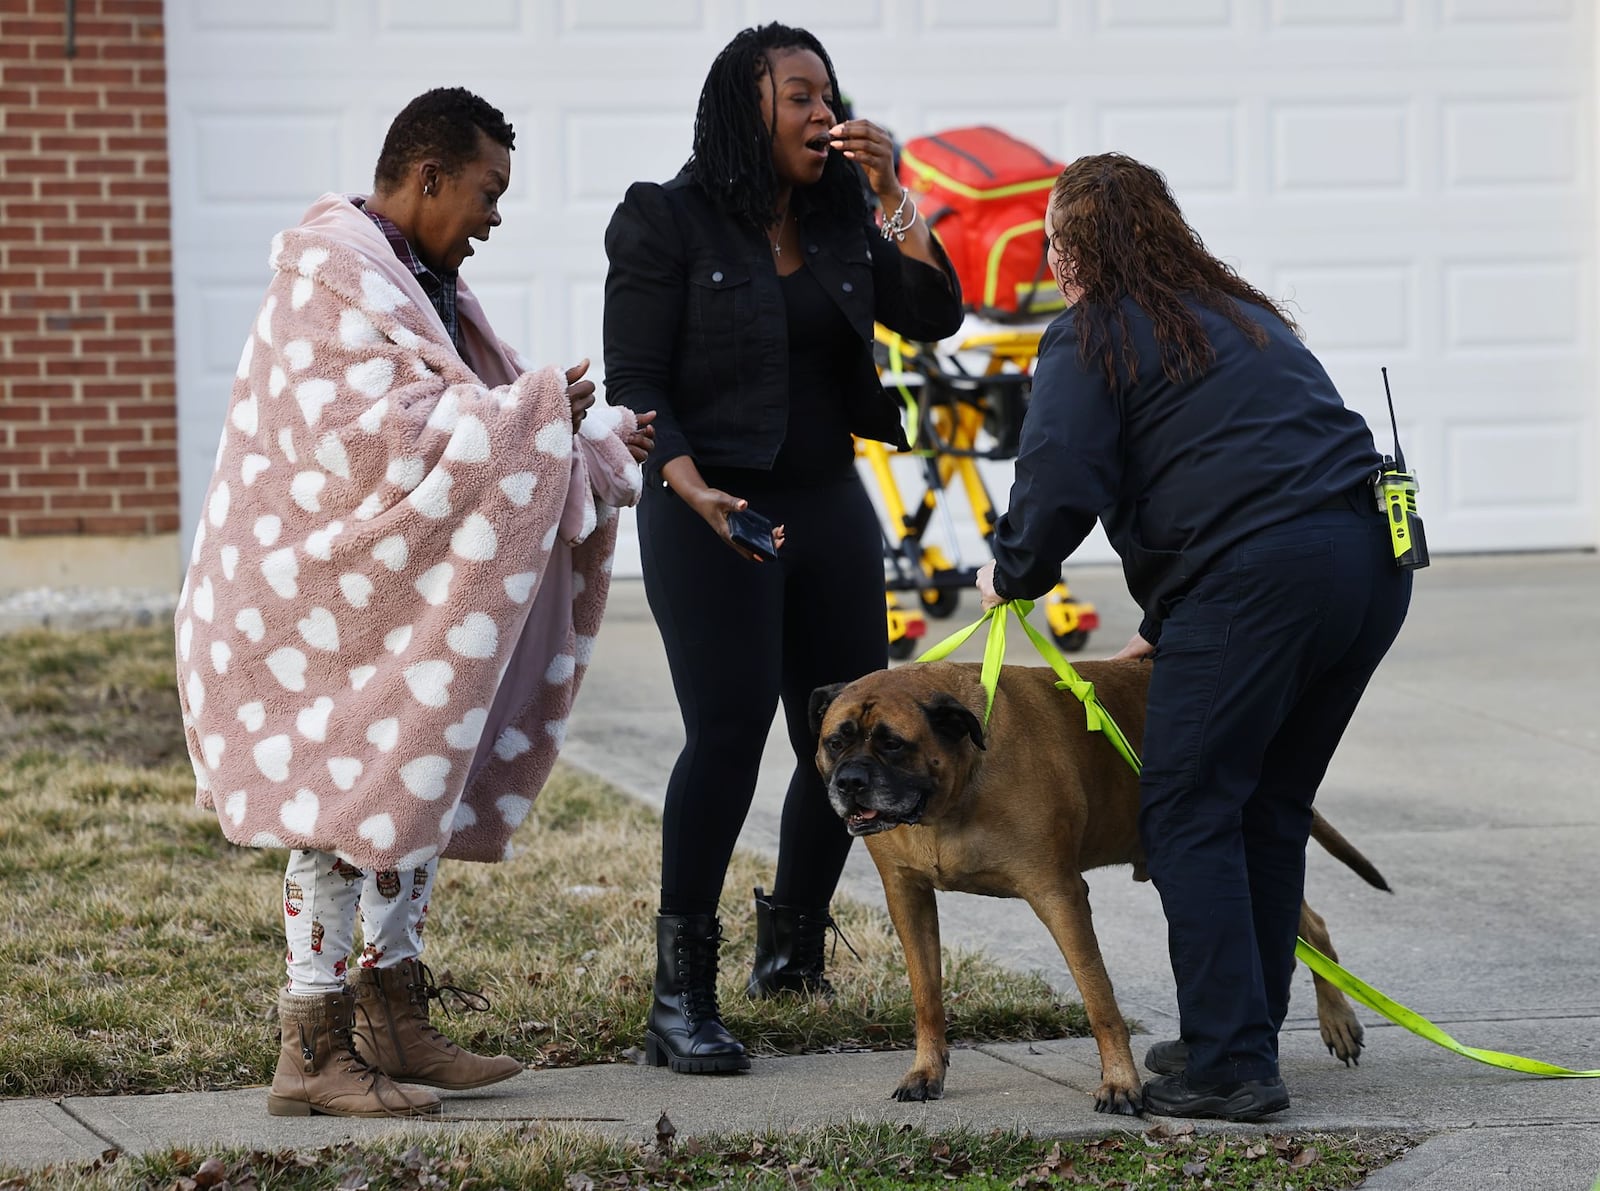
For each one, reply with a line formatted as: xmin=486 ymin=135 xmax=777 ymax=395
xmin=0 ymin=0 xmax=176 ymax=539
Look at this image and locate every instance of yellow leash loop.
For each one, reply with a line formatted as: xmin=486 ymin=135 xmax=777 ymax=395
xmin=914 ymin=602 xmax=1600 ymax=1079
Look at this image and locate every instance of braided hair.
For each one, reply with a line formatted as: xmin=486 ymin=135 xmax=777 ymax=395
xmin=687 ymin=23 xmax=866 ymax=230
xmin=1049 ymin=153 xmax=1298 ymax=391
xmin=374 ymin=87 xmax=516 ymax=193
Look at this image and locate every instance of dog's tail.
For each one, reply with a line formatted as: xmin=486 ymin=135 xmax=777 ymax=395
xmin=1310 ymin=810 xmax=1392 ymax=892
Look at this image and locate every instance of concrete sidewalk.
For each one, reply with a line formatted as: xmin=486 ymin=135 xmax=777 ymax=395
xmin=5 ymin=554 xmax=1600 ymax=1189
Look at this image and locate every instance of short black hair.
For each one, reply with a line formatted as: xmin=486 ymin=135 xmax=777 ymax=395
xmin=373 ymin=87 xmax=516 ymax=193
xmin=687 ymin=23 xmax=864 ymax=230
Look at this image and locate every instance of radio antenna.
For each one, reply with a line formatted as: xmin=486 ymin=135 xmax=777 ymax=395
xmin=1381 ymin=366 xmax=1406 ymax=472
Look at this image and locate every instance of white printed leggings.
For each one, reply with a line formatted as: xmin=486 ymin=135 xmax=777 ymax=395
xmin=282 ymin=849 xmax=437 ymax=995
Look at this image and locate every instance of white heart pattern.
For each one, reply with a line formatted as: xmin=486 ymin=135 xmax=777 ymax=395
xmin=414 ymin=562 xmax=454 ymax=606
xmin=348 ymin=665 xmax=376 ymax=691
xmin=219 ymin=545 xmax=239 ymax=582
xmin=241 ymin=454 xmax=271 ymax=486
xmin=496 ymin=794 xmax=532 ymax=828
xmin=450 ymin=513 xmax=498 ymax=562
xmin=408 ymin=469 xmax=454 ymax=520
xmin=499 ymin=472 xmax=536 ymax=507
xmin=253 ymin=514 xmax=281 ymax=546
xmin=328 ymin=757 xmax=364 ymax=791
xmin=367 ymin=717 xmax=399 ymax=752
xmin=494 ymin=727 xmax=531 ymax=761
xmin=403 ymin=660 xmax=455 ymax=708
xmin=210 ymin=639 xmax=231 ymax=674
xmin=237 ymin=701 xmax=266 ymax=732
xmin=224 ymin=789 xmax=248 ymax=826
xmin=192 ymin=576 xmax=215 ymax=623
xmin=383 ymin=624 xmax=413 ymax=655
xmin=315 ymin=434 xmax=350 ymax=480
xmin=208 ymin=482 xmax=231 ymax=529
xmin=297 ymin=606 xmax=340 ymax=651
xmin=386 ymin=456 xmax=425 ymax=493
xmin=444 ymin=414 xmax=490 ymax=464
xmin=400 ymin=755 xmax=451 ymax=801
xmin=372 ymin=535 xmax=409 ymax=572
xmin=446 ymin=613 xmax=497 ymax=659
xmin=290 ymin=470 xmax=325 ymax=513
xmin=235 ymin=607 xmax=265 ymax=644
xmin=346 ymin=357 xmax=395 ymax=398
xmin=503 ymin=571 xmax=537 ymax=603
xmin=201 ymin=733 xmax=226 ymax=770
xmin=231 ymin=393 xmax=259 ymax=436
xmin=279 ymin=787 xmax=319 ymax=835
xmin=253 ymin=734 xmax=293 ymax=782
xmin=443 ymin=707 xmax=487 ymax=750
xmin=262 ymin=548 xmax=299 ymax=598
xmin=295 ymin=695 xmax=335 ymax=742
xmin=266 ymin=646 xmax=308 ymax=692
xmin=294 ymin=378 xmax=337 ymax=426
xmin=339 ymin=573 xmax=372 ymax=608
xmin=357 ymin=812 xmax=396 ymax=850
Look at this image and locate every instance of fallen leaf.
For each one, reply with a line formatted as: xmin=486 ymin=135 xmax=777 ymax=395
xmin=1290 ymin=1146 xmax=1320 ymax=1169
xmin=655 ymin=1110 xmax=677 ymax=1152
xmin=192 ymin=1157 xmax=227 ymax=1187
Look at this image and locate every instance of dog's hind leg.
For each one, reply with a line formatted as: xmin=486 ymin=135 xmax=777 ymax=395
xmin=877 ymin=867 xmax=951 ymax=1102
xmin=1299 ymin=900 xmax=1364 ymax=1065
xmin=1029 ymin=878 xmax=1142 ymax=1115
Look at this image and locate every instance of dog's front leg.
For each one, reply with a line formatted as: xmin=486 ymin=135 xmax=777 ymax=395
xmin=1299 ymin=900 xmax=1364 ymax=1065
xmin=878 ymin=864 xmax=949 ymax=1101
xmin=1030 ymin=879 xmax=1142 ymax=1115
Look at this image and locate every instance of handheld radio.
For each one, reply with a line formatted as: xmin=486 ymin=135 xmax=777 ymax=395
xmin=1374 ymin=368 xmax=1429 ymax=570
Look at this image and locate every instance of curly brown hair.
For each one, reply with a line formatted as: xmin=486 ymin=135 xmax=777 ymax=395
xmin=1048 ymin=153 xmax=1297 ymax=391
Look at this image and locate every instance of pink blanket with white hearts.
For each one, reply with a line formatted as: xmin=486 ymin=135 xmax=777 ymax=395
xmin=176 ymin=193 xmax=641 ymax=868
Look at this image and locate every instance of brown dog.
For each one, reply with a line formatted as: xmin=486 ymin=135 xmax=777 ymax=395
xmin=810 ymin=659 xmax=1387 ymax=1115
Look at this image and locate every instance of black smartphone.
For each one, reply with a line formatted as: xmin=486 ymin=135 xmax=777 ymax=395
xmin=726 ymin=507 xmax=779 ymax=562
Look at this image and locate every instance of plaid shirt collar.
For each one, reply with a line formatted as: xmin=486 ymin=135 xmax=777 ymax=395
xmin=353 ymin=197 xmax=463 ymax=352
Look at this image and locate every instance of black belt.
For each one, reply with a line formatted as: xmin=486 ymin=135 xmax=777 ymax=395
xmin=1313 ymin=482 xmax=1373 ymax=515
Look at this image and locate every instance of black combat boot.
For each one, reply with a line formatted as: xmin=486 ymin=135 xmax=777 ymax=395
xmin=643 ymin=913 xmax=750 ymax=1074
xmin=745 ymin=886 xmax=839 ymax=1000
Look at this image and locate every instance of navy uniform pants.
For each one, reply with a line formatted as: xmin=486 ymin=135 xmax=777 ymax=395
xmin=1139 ymin=495 xmax=1412 ymax=1086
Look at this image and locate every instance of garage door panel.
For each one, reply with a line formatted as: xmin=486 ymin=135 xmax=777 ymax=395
xmin=168 ymin=0 xmax=1596 ymax=561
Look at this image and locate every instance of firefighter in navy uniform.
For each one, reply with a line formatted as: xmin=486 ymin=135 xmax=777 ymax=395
xmin=977 ymin=154 xmax=1412 ymax=1122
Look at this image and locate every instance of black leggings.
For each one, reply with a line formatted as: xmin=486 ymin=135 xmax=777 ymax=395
xmin=638 ymin=474 xmax=886 ymax=916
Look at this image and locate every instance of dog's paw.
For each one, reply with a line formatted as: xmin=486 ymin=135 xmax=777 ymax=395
xmin=891 ymin=1072 xmax=945 ymax=1102
xmin=1093 ymin=1083 xmax=1144 ymax=1116
xmin=1319 ymin=1011 xmax=1365 ymax=1067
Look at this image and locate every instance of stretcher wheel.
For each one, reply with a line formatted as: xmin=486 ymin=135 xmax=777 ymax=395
xmin=919 ymin=586 xmax=960 ymax=619
xmin=888 ymin=635 xmax=918 ymax=661
xmin=1054 ymin=629 xmax=1090 ymax=653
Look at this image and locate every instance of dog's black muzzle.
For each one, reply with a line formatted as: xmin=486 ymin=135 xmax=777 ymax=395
xmin=827 ymin=757 xmax=928 ymax=836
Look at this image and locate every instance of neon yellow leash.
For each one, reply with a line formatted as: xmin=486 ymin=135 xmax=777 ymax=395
xmin=915 ymin=602 xmax=1600 ymax=1079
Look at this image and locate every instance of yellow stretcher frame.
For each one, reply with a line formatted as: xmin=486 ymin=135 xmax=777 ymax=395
xmin=863 ymin=324 xmax=1098 ymax=661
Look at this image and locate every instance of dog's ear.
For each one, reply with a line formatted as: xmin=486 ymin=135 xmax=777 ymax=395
xmin=922 ymin=692 xmax=985 ymax=751
xmin=809 ymin=682 xmax=850 ymax=736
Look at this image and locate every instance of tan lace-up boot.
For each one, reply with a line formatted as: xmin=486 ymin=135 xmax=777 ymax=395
xmin=266 ymin=988 xmax=441 ymax=1118
xmin=350 ymin=959 xmax=522 ymax=1091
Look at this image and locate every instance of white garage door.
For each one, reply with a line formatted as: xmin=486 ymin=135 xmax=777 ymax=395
xmin=167 ymin=0 xmax=1597 ymax=575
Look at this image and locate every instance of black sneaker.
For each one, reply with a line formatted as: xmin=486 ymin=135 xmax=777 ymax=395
xmin=1142 ymin=1073 xmax=1290 ymax=1122
xmin=1143 ymin=1039 xmax=1188 ymax=1076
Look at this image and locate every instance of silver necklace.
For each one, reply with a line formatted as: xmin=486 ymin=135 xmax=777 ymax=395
xmin=769 ymin=208 xmax=790 ymax=256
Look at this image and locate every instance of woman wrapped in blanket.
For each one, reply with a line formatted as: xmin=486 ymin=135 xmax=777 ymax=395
xmin=175 ymin=88 xmax=654 ymax=1118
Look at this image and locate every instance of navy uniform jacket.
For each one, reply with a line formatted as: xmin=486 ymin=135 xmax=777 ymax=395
xmin=991 ymin=297 xmax=1382 ymax=644
xmin=602 ymin=171 xmax=963 ymax=485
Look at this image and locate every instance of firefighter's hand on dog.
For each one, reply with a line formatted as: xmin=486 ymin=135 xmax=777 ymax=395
xmin=1110 ymin=632 xmax=1155 ymax=661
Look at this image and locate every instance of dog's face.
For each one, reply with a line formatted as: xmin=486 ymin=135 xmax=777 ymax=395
xmin=809 ymin=670 xmax=985 ymax=836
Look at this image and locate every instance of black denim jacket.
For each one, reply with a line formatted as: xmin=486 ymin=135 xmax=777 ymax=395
xmin=602 ymin=171 xmax=964 ymax=483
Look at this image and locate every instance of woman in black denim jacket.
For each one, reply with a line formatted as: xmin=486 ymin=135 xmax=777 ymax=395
xmin=602 ymin=22 xmax=961 ymax=1076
